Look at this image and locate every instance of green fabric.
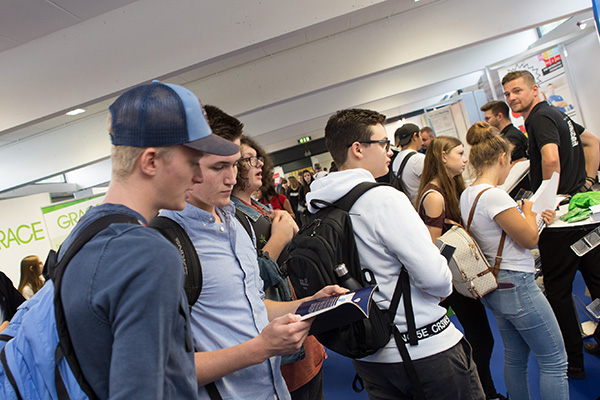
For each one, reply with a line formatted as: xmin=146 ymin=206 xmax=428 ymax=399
xmin=568 ymin=192 xmax=600 ymax=211
xmin=560 ymin=207 xmax=592 ymax=223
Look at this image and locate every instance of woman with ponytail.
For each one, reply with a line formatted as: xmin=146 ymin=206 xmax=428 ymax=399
xmin=417 ymin=135 xmax=504 ymax=400
xmin=460 ymin=122 xmax=567 ymax=400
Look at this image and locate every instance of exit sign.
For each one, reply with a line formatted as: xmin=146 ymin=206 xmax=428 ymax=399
xmin=298 ymin=136 xmax=312 ymax=144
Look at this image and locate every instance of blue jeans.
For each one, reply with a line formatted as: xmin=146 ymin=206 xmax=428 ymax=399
xmin=481 ymin=270 xmax=568 ymax=400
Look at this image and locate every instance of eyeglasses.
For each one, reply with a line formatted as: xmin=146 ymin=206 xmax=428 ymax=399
xmin=347 ymin=139 xmax=391 ymax=152
xmin=237 ymin=156 xmax=264 ymax=168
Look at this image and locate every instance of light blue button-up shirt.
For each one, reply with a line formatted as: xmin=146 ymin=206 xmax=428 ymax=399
xmin=161 ymin=202 xmax=290 ymax=400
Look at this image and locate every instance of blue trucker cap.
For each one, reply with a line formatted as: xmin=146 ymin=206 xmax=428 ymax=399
xmin=109 ymin=81 xmax=239 ymax=156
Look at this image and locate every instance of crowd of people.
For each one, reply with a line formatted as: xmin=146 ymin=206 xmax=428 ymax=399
xmin=1 ymin=70 xmax=600 ymax=400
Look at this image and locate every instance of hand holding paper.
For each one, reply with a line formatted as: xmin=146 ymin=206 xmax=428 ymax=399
xmin=528 ymin=172 xmax=561 ymax=231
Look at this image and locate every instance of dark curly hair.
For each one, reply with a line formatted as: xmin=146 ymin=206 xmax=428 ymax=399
xmin=234 ymin=135 xmax=274 ymax=192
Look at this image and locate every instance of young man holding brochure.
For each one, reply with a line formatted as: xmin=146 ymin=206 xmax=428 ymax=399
xmin=160 ymin=106 xmax=345 ymax=399
xmin=307 ymin=108 xmax=484 ymax=399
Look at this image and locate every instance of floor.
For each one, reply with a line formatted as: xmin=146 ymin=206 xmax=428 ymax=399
xmin=322 ymin=271 xmax=600 ymax=400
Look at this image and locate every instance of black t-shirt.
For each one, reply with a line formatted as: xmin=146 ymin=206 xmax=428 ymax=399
xmin=525 ymin=101 xmax=586 ymax=195
xmin=501 ymin=124 xmax=528 ymax=161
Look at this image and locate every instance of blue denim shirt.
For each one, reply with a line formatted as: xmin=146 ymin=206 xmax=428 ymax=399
xmin=161 ymin=203 xmax=290 ymax=400
xmin=60 ymin=203 xmax=197 ymax=399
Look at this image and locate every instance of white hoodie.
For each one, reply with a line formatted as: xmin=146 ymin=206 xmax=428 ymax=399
xmin=307 ymin=168 xmax=462 ymax=362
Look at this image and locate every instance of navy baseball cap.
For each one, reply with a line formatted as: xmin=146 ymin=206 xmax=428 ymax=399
xmin=109 ymin=81 xmax=239 ymax=156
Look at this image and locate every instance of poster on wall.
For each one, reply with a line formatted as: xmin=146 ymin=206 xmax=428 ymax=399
xmin=497 ymin=46 xmax=580 ymax=132
xmin=0 ymin=193 xmax=52 ymax=284
xmin=427 ymin=106 xmax=459 ymax=138
xmin=41 ymin=193 xmax=106 ymax=250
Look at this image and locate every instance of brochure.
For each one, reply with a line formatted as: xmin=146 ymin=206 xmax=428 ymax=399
xmin=296 ymin=285 xmax=377 ymax=334
xmin=528 ymin=172 xmax=561 ymax=232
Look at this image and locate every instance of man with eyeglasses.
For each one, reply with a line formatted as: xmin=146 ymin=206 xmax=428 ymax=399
xmin=306 ymin=108 xmax=484 ymax=400
xmin=160 ymin=105 xmax=344 ymax=399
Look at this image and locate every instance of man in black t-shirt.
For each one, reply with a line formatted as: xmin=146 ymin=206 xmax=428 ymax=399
xmin=481 ymin=100 xmax=528 ymax=163
xmin=502 ymin=70 xmax=600 ymax=380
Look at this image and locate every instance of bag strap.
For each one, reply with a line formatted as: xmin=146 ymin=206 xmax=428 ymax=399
xmin=205 ymin=382 xmax=223 ymax=400
xmin=395 ymin=151 xmax=416 ymax=192
xmin=53 ymin=214 xmax=140 ymax=400
xmin=388 ymin=267 xmax=426 ymax=400
xmin=149 ymin=216 xmax=223 ymax=399
xmin=276 ymin=194 xmax=285 ymax=210
xmin=149 ymin=216 xmax=203 ymax=307
xmin=335 ymin=182 xmax=382 ymax=211
xmin=309 ymin=182 xmax=382 ymax=212
xmin=466 ymin=187 xmax=506 ymax=277
xmin=234 ymin=208 xmax=255 ymax=243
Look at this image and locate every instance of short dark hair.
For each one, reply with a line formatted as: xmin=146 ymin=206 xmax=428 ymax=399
xmin=501 ymin=70 xmax=536 ymax=87
xmin=204 ymin=105 xmax=244 ymax=141
xmin=324 ymin=108 xmax=386 ymax=166
xmin=480 ymin=101 xmax=509 ymax=119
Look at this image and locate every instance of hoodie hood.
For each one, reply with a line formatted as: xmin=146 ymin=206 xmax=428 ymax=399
xmin=306 ymin=168 xmax=375 ymax=214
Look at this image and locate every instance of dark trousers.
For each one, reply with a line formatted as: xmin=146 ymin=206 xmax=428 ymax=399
xmin=539 ymin=224 xmax=600 ymax=369
xmin=442 ymin=291 xmax=497 ymax=399
xmin=289 ymin=369 xmax=324 ymax=400
xmin=352 ymin=339 xmax=485 ymax=400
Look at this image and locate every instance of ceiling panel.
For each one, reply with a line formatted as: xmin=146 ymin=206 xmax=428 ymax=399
xmin=0 ymin=0 xmax=79 ymax=44
xmin=175 ymin=61 xmax=229 ymax=84
xmin=219 ymin=47 xmax=267 ymax=69
xmin=0 ymin=34 xmax=19 ymax=52
xmin=51 ymin=0 xmax=138 ymax=19
xmin=261 ymin=32 xmax=308 ymax=55
xmin=0 ymin=0 xmax=137 ymax=51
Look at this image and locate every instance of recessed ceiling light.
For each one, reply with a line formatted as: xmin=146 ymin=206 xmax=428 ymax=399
xmin=66 ymin=108 xmax=86 ymax=116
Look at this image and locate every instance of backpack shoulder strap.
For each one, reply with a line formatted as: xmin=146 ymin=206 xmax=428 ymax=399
xmin=466 ymin=187 xmax=493 ymax=230
xmin=234 ymin=208 xmax=254 ymax=241
xmin=54 ymin=214 xmax=140 ymax=281
xmin=466 ymin=187 xmax=506 ymax=277
xmin=53 ymin=213 xmax=140 ymax=400
xmin=387 ymin=267 xmax=426 ymax=400
xmin=149 ymin=216 xmax=222 ymax=400
xmin=149 ymin=216 xmax=202 ymax=307
xmin=334 ymin=182 xmax=382 ymax=212
xmin=395 ymin=151 xmax=417 ymax=190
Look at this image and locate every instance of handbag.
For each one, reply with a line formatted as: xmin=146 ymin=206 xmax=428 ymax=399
xmin=434 ymin=187 xmax=506 ymax=299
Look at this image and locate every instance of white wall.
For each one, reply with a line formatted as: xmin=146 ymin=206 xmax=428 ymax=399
xmin=565 ymin=32 xmax=600 ymax=135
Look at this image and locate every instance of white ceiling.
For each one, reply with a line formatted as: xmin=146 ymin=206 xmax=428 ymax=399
xmin=0 ymin=0 xmax=594 ymax=194
xmin=0 ymin=0 xmax=139 ymax=52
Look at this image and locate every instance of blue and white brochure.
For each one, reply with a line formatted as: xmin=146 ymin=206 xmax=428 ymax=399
xmin=296 ymin=285 xmax=377 ymax=334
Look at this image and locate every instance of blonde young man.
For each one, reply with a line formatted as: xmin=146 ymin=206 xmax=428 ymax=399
xmin=59 ymin=82 xmax=239 ymax=399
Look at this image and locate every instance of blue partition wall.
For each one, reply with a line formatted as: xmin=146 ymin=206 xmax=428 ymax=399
xmin=594 ymin=0 xmax=600 ymax=37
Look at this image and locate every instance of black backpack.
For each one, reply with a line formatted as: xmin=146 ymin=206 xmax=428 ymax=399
xmin=389 ymin=150 xmax=416 ymax=194
xmin=149 ymin=216 xmax=202 ymax=307
xmin=148 ymin=216 xmax=222 ymax=400
xmin=284 ymin=182 xmax=427 ymax=398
